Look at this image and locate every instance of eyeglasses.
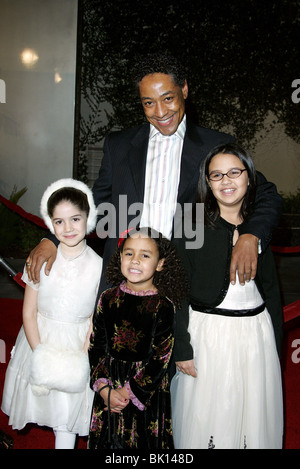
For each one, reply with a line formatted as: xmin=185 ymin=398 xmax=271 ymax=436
xmin=208 ymin=168 xmax=247 ymax=182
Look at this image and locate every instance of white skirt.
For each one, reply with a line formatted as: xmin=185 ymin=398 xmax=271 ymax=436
xmin=171 ymin=307 xmax=283 ymax=449
xmin=1 ymin=313 xmax=94 ymax=436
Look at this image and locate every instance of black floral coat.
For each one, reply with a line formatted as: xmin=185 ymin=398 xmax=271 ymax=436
xmin=88 ymin=284 xmax=175 ymax=449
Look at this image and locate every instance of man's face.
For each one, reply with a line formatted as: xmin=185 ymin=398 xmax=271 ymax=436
xmin=139 ymin=73 xmax=188 ymax=136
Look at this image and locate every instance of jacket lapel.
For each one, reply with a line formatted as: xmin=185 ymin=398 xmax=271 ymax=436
xmin=177 ymin=120 xmax=203 ymax=202
xmin=126 ymin=120 xmax=203 ymax=204
xmin=127 ymin=124 xmax=150 ymax=202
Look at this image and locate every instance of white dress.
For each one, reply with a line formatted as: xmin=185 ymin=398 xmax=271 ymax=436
xmin=1 ymin=242 xmax=102 ymax=436
xmin=170 ymin=277 xmax=283 ymax=449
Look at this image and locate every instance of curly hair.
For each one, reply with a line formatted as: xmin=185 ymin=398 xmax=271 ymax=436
xmin=131 ymin=51 xmax=187 ymax=91
xmin=106 ymin=227 xmax=189 ymax=308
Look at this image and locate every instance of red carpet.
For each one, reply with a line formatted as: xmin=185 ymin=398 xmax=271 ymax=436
xmin=0 ymin=298 xmax=87 ymax=449
xmin=1 ymin=298 xmax=300 ymax=449
xmin=282 ymin=323 xmax=300 ymax=449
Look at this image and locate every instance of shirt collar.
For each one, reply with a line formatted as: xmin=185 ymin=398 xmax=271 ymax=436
xmin=149 ymin=114 xmax=186 ymax=140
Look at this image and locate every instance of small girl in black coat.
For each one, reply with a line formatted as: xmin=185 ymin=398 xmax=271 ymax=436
xmin=88 ymin=227 xmax=188 ymax=449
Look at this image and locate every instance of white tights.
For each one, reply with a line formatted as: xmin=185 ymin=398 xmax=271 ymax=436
xmin=53 ymin=426 xmax=76 ymax=449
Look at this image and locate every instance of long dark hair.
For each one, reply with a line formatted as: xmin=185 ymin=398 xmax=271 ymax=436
xmin=198 ymin=142 xmax=257 ymax=228
xmin=106 ymin=227 xmax=189 ymax=308
xmin=47 ymin=187 xmax=90 ymax=218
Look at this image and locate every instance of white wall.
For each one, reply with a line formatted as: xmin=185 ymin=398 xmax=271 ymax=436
xmin=0 ymin=0 xmax=78 ymax=215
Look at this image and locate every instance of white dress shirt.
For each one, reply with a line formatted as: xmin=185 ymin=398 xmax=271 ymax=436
xmin=140 ymin=116 xmax=186 ymax=239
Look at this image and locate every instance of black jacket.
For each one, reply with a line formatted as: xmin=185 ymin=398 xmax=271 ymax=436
xmin=49 ymin=120 xmax=282 ymax=303
xmin=92 ymin=120 xmax=282 ymax=297
xmin=173 ymin=218 xmax=283 ymax=361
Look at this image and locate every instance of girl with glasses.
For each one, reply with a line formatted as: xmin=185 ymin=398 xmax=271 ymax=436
xmin=171 ymin=143 xmax=283 ymax=449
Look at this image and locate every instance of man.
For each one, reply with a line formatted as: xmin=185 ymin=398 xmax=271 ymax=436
xmin=27 ymin=52 xmax=282 ymax=303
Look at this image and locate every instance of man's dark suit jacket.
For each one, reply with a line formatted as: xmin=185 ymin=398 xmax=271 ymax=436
xmin=92 ymin=119 xmax=282 ymax=297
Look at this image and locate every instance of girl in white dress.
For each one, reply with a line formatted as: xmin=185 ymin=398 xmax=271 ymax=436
xmin=1 ymin=179 xmax=103 ymax=449
xmin=171 ymin=143 xmax=283 ymax=449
